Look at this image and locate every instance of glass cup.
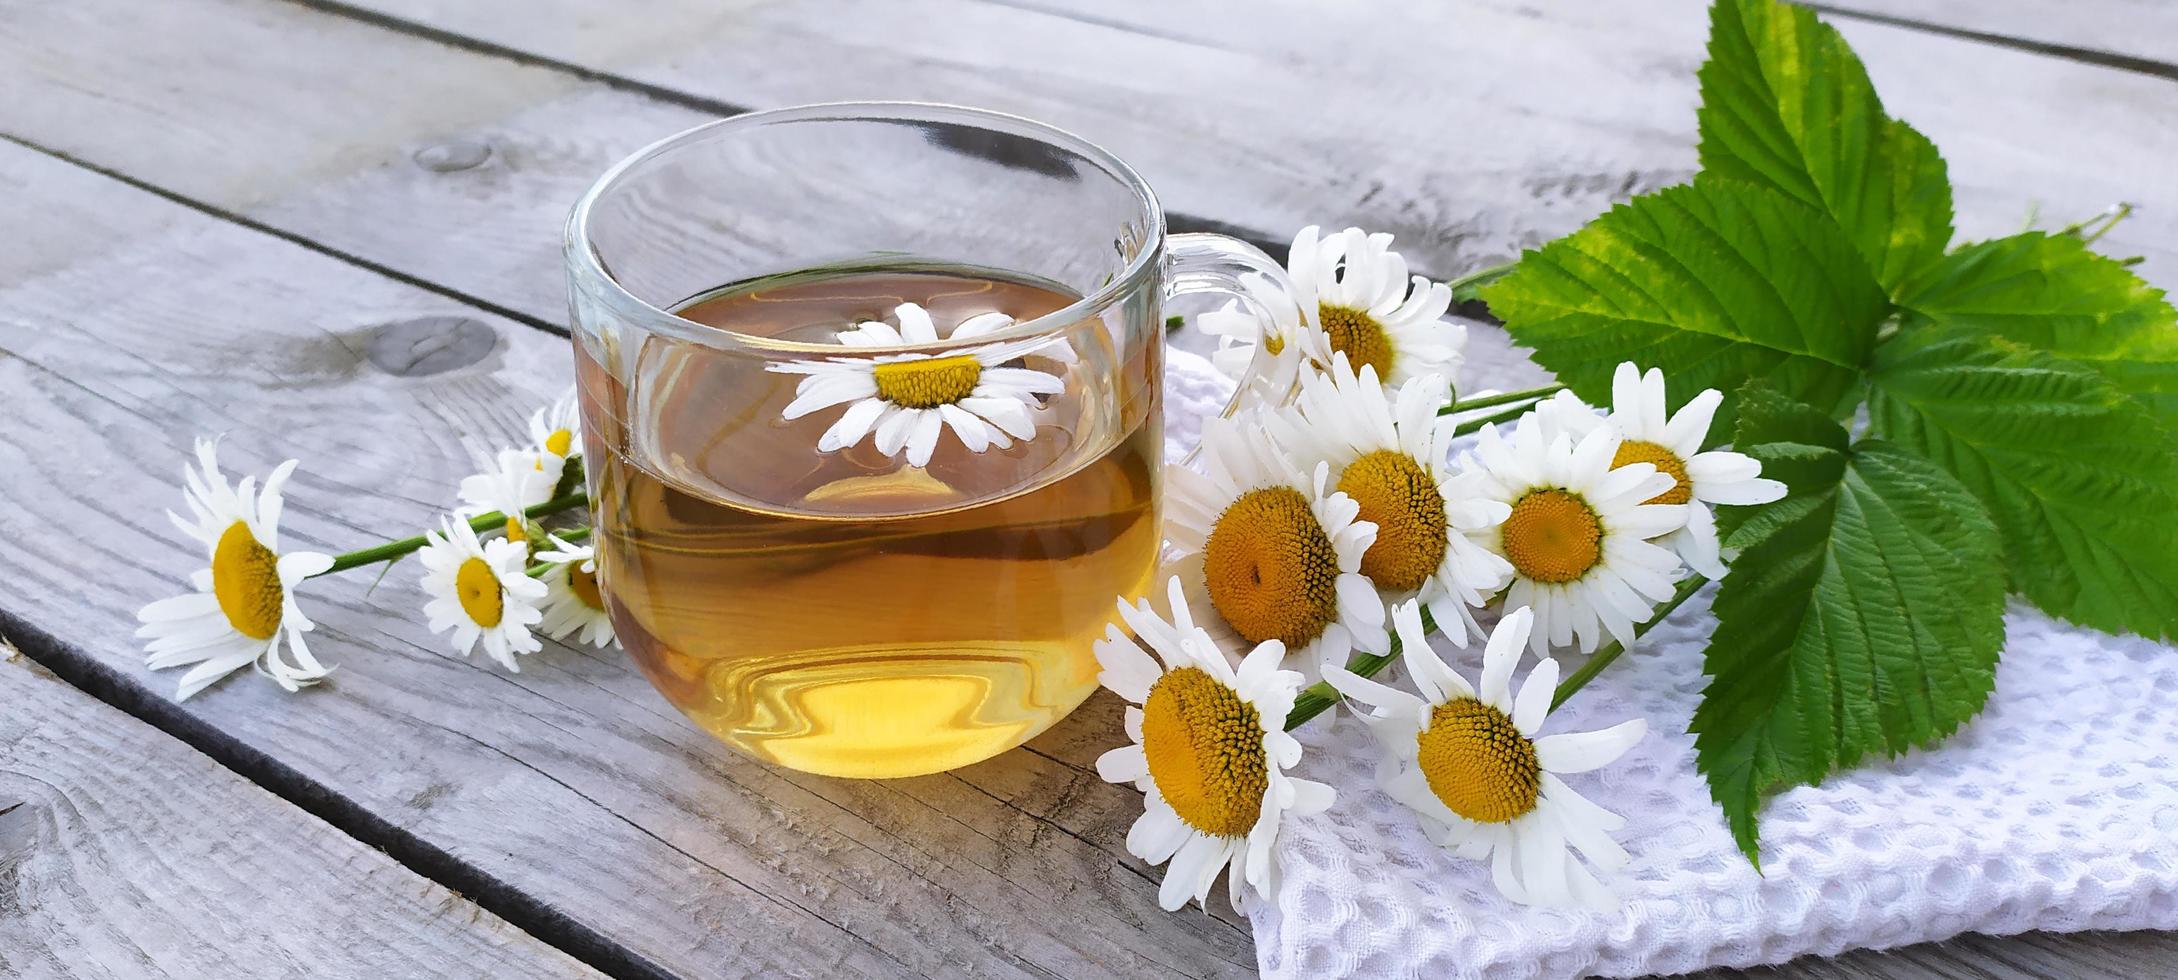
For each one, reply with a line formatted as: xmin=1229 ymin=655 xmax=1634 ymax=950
xmin=565 ymin=103 xmax=1295 ymax=778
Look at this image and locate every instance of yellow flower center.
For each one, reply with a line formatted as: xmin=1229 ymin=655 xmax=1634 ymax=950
xmin=210 ymin=520 xmax=283 ymax=641
xmin=1141 ymin=666 xmax=1269 ymax=837
xmin=503 ymin=518 xmax=528 ymax=545
xmin=1501 ymin=489 xmax=1603 ymax=584
xmin=1611 ymin=439 xmax=1691 ymax=505
xmin=568 ymin=562 xmax=605 ymax=611
xmin=1319 ymin=303 xmax=1393 ymax=379
xmin=455 ymin=556 xmax=505 ymax=628
xmin=544 ymin=427 xmax=575 ymax=458
xmin=1202 ymin=486 xmax=1341 ymax=647
xmin=1263 ymin=331 xmax=1286 ymax=356
xmin=1417 ymin=697 xmax=1542 ymax=823
xmin=1336 ymin=450 xmax=1448 ymax=592
xmin=871 ymin=354 xmax=983 ymax=409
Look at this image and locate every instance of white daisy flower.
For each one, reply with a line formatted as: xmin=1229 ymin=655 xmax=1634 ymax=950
xmin=1164 ymin=413 xmax=1387 ymax=681
xmin=536 ymin=535 xmax=616 ymax=649
xmin=1300 ymin=226 xmax=1462 ymax=390
xmin=1198 ymin=226 xmax=1463 ymax=399
xmin=526 ymin=385 xmax=583 ymax=475
xmin=136 ymin=439 xmax=335 ymax=700
xmin=1327 ymin=603 xmax=1646 ymax=910
xmin=456 ymin=448 xmax=558 ymax=547
xmin=1269 ymin=355 xmax=1514 ymax=646
xmin=1094 ymin=577 xmax=1335 ymax=912
xmin=419 ymin=515 xmax=547 ymax=671
xmin=1533 ymin=364 xmax=1788 ymax=578
xmin=1462 ymin=414 xmax=1686 ymax=655
xmin=768 ymin=302 xmax=1063 ymax=468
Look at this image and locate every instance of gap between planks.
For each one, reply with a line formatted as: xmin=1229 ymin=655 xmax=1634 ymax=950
xmin=0 ymin=610 xmax=682 ymax=980
xmin=0 ymin=134 xmax=566 ymax=338
xmin=1801 ymin=3 xmax=2178 ymax=83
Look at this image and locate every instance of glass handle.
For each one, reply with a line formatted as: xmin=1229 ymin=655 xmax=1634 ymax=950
xmin=1162 ymin=232 xmax=1304 ymax=416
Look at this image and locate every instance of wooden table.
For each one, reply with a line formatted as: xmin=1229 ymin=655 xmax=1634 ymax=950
xmin=3 ymin=1 xmax=2173 ymax=976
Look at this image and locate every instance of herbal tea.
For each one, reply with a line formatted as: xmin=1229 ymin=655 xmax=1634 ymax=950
xmin=580 ymin=268 xmax=1162 ymax=778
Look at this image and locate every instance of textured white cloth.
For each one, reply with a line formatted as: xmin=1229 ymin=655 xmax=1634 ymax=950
xmin=1160 ymin=347 xmax=2178 ymax=980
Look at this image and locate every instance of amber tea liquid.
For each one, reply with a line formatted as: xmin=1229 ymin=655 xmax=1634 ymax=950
xmin=580 ymin=268 xmax=1161 ymax=778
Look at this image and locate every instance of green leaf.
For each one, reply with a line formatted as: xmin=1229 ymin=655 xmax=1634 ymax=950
xmin=1697 ymin=0 xmax=1954 ymax=290
xmin=1896 ymin=232 xmax=2178 ymax=426
xmin=1694 ymin=396 xmax=2005 ymax=864
xmin=1869 ymin=327 xmax=2178 ymax=641
xmin=1482 ymin=180 xmax=1889 ymax=434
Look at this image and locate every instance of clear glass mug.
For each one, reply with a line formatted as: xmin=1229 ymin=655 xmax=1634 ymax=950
xmin=565 ymin=103 xmax=1294 ymax=778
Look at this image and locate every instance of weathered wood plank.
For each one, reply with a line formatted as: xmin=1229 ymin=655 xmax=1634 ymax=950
xmin=0 ymin=650 xmax=600 ymax=980
xmin=323 ymin=0 xmax=2178 ymax=285
xmin=0 ymin=142 xmax=1253 ymax=977
xmin=3 ymin=0 xmax=2169 ymax=346
xmin=1813 ymin=0 xmax=2178 ymax=75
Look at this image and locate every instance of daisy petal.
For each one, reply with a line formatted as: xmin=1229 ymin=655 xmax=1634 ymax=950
xmin=1535 ymin=718 xmax=1647 ymax=774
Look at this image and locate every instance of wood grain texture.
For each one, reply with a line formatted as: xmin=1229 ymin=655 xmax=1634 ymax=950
xmin=326 ymin=0 xmax=2178 ymax=288
xmin=0 ymin=651 xmax=598 ymax=980
xmin=1813 ymin=0 xmax=2178 ymax=75
xmin=0 ymin=139 xmax=1256 ymax=979
xmin=3 ymin=0 xmax=2170 ymax=339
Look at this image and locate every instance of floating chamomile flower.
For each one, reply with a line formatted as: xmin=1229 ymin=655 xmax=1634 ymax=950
xmin=1328 ymin=603 xmax=1646 ymax=910
xmin=1463 ymin=415 xmax=1686 ymax=655
xmin=1094 ymin=577 xmax=1334 ymax=912
xmin=536 ymin=535 xmax=616 ymax=649
xmin=1270 ymin=355 xmax=1513 ymax=646
xmin=527 ymin=386 xmax=583 ymax=473
xmin=456 ymin=449 xmax=558 ymax=546
xmin=768 ymin=302 xmax=1063 ymax=468
xmin=136 ymin=439 xmax=336 ymax=700
xmin=419 ymin=516 xmax=547 ymax=671
xmin=1535 ymin=364 xmax=1787 ymax=578
xmin=1164 ymin=414 xmax=1387 ymax=680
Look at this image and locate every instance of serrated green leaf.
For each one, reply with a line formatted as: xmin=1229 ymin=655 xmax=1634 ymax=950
xmin=1482 ymin=180 xmax=1888 ymax=435
xmin=1869 ymin=327 xmax=2178 ymax=641
xmin=1714 ymin=381 xmax=1847 ymax=541
xmin=1694 ymin=404 xmax=2004 ymax=865
xmin=1896 ymin=232 xmax=2178 ymax=426
xmin=1697 ymin=0 xmax=1953 ymax=291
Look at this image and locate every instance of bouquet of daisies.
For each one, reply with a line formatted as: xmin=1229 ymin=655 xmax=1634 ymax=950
xmin=137 ymin=393 xmax=609 ymax=700
xmin=1087 ymin=225 xmax=1780 ymax=914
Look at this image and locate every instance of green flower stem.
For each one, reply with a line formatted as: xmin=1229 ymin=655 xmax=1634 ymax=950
xmin=1285 ymin=609 xmax=1439 ymax=731
xmin=1446 ymin=260 xmax=1520 ymax=304
xmin=1449 ymin=401 xmax=1542 ymax=437
xmin=525 ymin=525 xmax=596 ymax=578
xmin=1550 ymin=575 xmax=1708 ymax=710
xmin=1284 ymin=575 xmax=1711 ymax=731
xmin=1440 ymin=383 xmax=1566 ymax=415
xmin=314 ymin=491 xmax=590 ymax=576
xmin=2058 ymin=202 xmax=2133 ymax=245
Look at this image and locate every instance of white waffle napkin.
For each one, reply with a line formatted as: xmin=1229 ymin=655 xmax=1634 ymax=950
xmin=1161 ymin=348 xmax=2178 ymax=979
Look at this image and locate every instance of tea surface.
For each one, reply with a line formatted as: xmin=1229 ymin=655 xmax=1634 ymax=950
xmin=581 ymin=269 xmax=1161 ymax=777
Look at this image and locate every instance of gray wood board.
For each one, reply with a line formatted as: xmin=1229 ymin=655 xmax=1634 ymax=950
xmin=0 ymin=140 xmax=1253 ymax=978
xmin=1812 ymin=0 xmax=2178 ymax=75
xmin=322 ymin=0 xmax=2178 ymax=286
xmin=1 ymin=0 xmax=2170 ymax=337
xmin=0 ymin=649 xmax=599 ymax=979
